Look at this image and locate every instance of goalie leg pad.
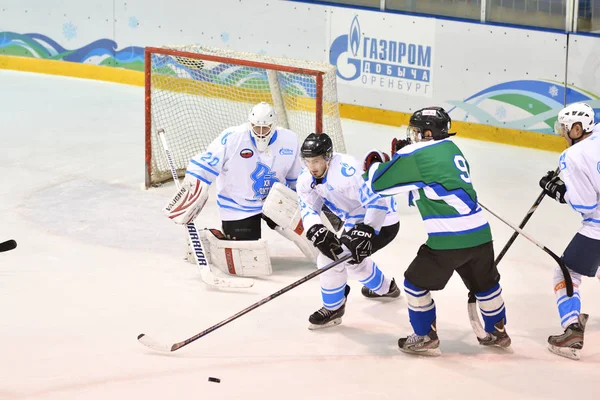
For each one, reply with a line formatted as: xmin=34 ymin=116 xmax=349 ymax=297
xmin=163 ymin=176 xmax=209 ymax=225
xmin=198 ymin=229 xmax=272 ymax=277
xmin=263 ymin=182 xmax=319 ymax=261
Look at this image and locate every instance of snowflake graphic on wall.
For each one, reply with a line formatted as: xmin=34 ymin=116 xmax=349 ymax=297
xmin=549 ymin=85 xmax=559 ymax=98
xmin=128 ymin=16 xmax=139 ymax=28
xmin=495 ymin=105 xmax=507 ymax=119
xmin=62 ymin=22 xmax=77 ymax=40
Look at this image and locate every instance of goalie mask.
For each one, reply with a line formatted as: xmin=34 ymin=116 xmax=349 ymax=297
xmin=248 ymin=102 xmax=278 ymax=152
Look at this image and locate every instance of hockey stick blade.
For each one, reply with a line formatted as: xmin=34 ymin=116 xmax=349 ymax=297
xmin=467 ymin=294 xmax=487 ymax=339
xmin=137 ymin=334 xmax=175 ymax=353
xmin=199 ymin=266 xmax=254 ymax=289
xmin=157 ymin=128 xmax=254 ymax=289
xmin=0 ymin=240 xmax=17 ymax=252
xmin=138 ymin=254 xmax=352 ymax=353
xmin=480 ymin=202 xmax=574 ymax=297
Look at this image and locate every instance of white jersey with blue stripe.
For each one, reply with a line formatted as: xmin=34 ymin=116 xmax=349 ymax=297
xmin=560 ymin=123 xmax=600 ymax=239
xmin=296 ymin=153 xmax=398 ymax=233
xmin=185 ymin=123 xmax=302 ymax=221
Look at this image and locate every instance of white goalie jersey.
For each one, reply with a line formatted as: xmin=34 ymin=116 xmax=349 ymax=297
xmin=560 ymin=123 xmax=600 ymax=240
xmin=296 ymin=153 xmax=399 ymax=234
xmin=185 ymin=123 xmax=303 ymax=221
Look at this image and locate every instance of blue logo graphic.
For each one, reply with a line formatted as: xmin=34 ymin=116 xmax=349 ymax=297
xmin=597 ymin=161 xmax=600 ymax=174
xmin=251 ymin=163 xmax=280 ymax=199
xmin=341 ymin=163 xmax=356 ymax=177
xmin=329 ymin=15 xmax=432 ymax=96
xmin=221 ymin=131 xmax=233 ymax=145
xmin=279 ymin=148 xmax=294 ymax=156
xmin=559 ymin=152 xmax=567 ymax=171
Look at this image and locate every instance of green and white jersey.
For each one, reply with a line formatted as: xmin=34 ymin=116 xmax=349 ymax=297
xmin=364 ymin=139 xmax=491 ymax=250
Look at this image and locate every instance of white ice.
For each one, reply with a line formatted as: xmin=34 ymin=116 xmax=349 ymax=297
xmin=0 ymin=70 xmax=598 ymax=400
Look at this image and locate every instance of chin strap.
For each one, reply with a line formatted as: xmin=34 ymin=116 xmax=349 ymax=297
xmin=568 ymin=129 xmax=592 ymax=146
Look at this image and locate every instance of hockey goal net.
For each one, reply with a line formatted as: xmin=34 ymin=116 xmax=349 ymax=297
xmin=145 ymin=45 xmax=346 ymax=187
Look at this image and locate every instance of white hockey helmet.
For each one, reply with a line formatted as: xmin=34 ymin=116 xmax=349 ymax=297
xmin=555 ymin=102 xmax=595 ymax=145
xmin=248 ymin=102 xmax=278 ymax=152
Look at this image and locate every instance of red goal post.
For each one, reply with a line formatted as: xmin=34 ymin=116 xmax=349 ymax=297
xmin=145 ymin=45 xmax=346 ymax=187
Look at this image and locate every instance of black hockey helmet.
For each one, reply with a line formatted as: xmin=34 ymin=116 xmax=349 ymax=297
xmin=408 ymin=107 xmax=455 ymax=141
xmin=301 ymin=133 xmax=333 ymax=160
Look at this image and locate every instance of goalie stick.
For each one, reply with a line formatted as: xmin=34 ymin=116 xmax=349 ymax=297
xmin=138 ymin=254 xmax=352 ymax=352
xmin=157 ymin=129 xmax=254 ymax=289
xmin=0 ymin=240 xmax=17 ymax=252
xmin=468 ymin=201 xmax=574 ymax=339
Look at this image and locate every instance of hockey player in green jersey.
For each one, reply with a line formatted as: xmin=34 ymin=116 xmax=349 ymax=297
xmin=364 ymin=107 xmax=511 ymax=355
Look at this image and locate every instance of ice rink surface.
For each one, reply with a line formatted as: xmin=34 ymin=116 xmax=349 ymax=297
xmin=0 ymin=70 xmax=598 ymax=399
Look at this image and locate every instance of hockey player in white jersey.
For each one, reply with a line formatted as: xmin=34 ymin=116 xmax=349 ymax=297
xmin=296 ymin=133 xmax=401 ymax=330
xmin=162 ymin=102 xmax=317 ymax=277
xmin=539 ymin=102 xmax=600 ymax=360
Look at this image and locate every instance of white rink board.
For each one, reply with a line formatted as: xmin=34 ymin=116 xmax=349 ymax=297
xmin=2 ymin=0 xmax=600 ymax=131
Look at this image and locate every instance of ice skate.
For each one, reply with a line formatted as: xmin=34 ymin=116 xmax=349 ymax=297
xmin=398 ymin=320 xmax=441 ymax=356
xmin=548 ymin=313 xmax=588 ymax=360
xmin=308 ymin=285 xmax=351 ymax=330
xmin=477 ymin=318 xmax=511 ymax=349
xmin=361 ymin=278 xmax=401 ymax=299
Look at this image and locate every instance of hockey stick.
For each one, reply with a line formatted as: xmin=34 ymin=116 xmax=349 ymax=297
xmin=0 ymin=240 xmax=17 ymax=252
xmin=467 ymin=201 xmax=574 ymax=339
xmin=479 ymin=202 xmax=573 ymax=296
xmin=138 ymin=254 xmax=352 ymax=352
xmin=469 ymin=170 xmax=561 ymax=337
xmin=157 ymin=129 xmax=254 ymax=289
xmin=494 ymin=167 xmax=560 ymax=267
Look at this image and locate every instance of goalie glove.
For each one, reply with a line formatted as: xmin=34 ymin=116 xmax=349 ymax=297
xmin=306 ymin=224 xmax=343 ymax=261
xmin=363 ymin=149 xmax=390 ymax=172
xmin=340 ymin=223 xmax=375 ymax=264
xmin=163 ymin=176 xmax=209 ymax=224
xmin=539 ymin=170 xmax=566 ymax=204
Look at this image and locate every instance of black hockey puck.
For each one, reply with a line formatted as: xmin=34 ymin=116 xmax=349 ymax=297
xmin=208 ymin=377 xmax=220 ymax=383
xmin=0 ymin=239 xmax=17 ymax=252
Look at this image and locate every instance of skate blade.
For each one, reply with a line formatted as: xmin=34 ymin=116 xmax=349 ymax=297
xmin=399 ymin=346 xmax=441 ymax=357
xmin=479 ymin=339 xmax=513 ymax=351
xmin=308 ymin=318 xmax=342 ymax=330
xmin=363 ymin=293 xmax=402 ymax=300
xmin=548 ymin=344 xmax=580 ymax=360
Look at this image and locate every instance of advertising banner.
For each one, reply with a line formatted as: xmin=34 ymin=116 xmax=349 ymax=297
xmin=329 ymin=9 xmax=435 ymax=99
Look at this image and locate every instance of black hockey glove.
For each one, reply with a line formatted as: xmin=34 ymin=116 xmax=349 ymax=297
xmin=340 ymin=223 xmax=375 ymax=264
xmin=391 ymin=138 xmax=411 ymax=154
xmin=307 ymin=224 xmax=343 ymax=260
xmin=539 ymin=170 xmax=566 ymax=204
xmin=363 ymin=150 xmax=390 ymax=172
